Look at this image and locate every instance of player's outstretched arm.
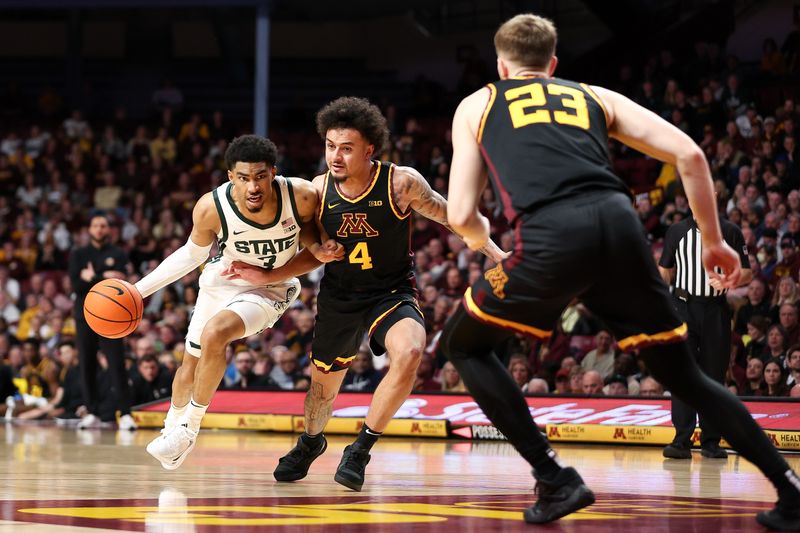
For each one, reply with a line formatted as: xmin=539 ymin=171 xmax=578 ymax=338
xmin=134 ymin=193 xmax=217 ymax=298
xmin=594 ymin=85 xmax=740 ymax=288
xmin=394 ymin=164 xmax=509 ymax=263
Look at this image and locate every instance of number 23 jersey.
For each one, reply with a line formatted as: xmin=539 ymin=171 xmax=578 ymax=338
xmin=479 ymin=76 xmax=631 ymax=225
xmin=319 ymin=161 xmax=414 ymax=293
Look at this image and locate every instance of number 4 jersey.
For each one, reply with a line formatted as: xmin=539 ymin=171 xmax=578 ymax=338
xmin=318 ymin=160 xmax=414 ymax=293
xmin=479 ymin=76 xmax=630 ymax=226
xmin=202 ymin=176 xmax=302 ymax=287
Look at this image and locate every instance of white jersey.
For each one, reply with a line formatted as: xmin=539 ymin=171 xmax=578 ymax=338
xmin=201 ymin=176 xmax=302 ymax=288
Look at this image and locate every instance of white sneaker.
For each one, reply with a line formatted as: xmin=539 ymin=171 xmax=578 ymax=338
xmin=118 ymin=414 xmax=138 ymax=431
xmin=77 ymin=413 xmax=102 ymax=429
xmin=4 ymin=396 xmax=15 ymax=421
xmin=146 ymin=423 xmax=198 ymax=471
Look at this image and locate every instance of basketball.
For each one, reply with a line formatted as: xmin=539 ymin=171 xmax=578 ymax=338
xmin=83 ymin=279 xmax=143 ymax=339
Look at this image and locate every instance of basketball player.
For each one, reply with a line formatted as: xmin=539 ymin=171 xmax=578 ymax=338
xmin=140 ymin=135 xmax=342 ymax=470
xmin=223 ymin=97 xmax=506 ymax=491
xmin=440 ymin=14 xmax=800 ymax=530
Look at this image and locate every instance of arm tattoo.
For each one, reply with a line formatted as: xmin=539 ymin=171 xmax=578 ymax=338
xmin=304 ymin=381 xmax=337 ymax=435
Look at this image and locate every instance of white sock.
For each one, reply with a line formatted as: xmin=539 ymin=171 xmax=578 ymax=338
xmin=165 ymin=401 xmax=188 ymax=429
xmin=184 ymin=399 xmax=208 ymax=433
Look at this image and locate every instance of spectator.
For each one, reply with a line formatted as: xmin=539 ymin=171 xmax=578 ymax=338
xmin=269 ymin=346 xmax=302 ymax=390
xmin=741 ymin=357 xmax=766 ymax=396
xmin=778 ymin=304 xmax=800 ymax=346
xmin=569 ymin=366 xmax=585 ymax=394
xmin=604 ymin=374 xmax=629 ymax=396
xmin=765 ymin=324 xmax=789 ymax=360
xmin=342 ymin=345 xmax=383 ymax=393
xmin=639 ymin=376 xmax=665 ymax=396
xmin=439 ymin=361 xmax=467 ymax=393
xmin=130 ymin=354 xmax=174 ymax=405
xmin=581 ymin=370 xmax=604 ymax=395
xmin=152 ymin=79 xmax=184 ymax=114
xmin=553 ymin=368 xmax=571 ymax=394
xmin=769 ymin=276 xmax=799 ymax=322
xmin=508 ymin=354 xmax=532 ymax=390
xmin=284 ymin=309 xmax=314 ymax=366
xmin=764 ymin=357 xmax=790 ymax=397
xmin=580 ymin=330 xmax=615 ymax=379
xmin=743 ymin=315 xmax=770 ymax=364
xmin=228 ymin=349 xmax=276 ymax=390
xmin=787 ymin=345 xmax=800 ymax=387
xmin=527 ymin=378 xmax=549 ymax=394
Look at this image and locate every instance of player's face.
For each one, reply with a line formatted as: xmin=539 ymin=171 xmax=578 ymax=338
xmin=229 ymin=161 xmax=275 ymax=213
xmin=325 ymin=128 xmax=374 ymax=181
xmin=88 ymin=216 xmax=110 ymax=244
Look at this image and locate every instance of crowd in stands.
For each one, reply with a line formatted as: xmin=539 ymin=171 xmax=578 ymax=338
xmin=2 ymin=32 xmax=800 ymax=424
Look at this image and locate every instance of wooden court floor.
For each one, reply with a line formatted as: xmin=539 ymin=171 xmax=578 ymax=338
xmin=1 ymin=423 xmax=798 ymax=532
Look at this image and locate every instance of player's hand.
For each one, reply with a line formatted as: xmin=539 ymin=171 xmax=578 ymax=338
xmin=80 ymin=262 xmax=95 ymax=282
xmin=702 ymin=241 xmax=741 ymax=289
xmin=222 ymin=261 xmax=276 ymax=284
xmin=480 ymin=239 xmax=511 ymax=264
xmin=311 ymin=239 xmax=345 ymax=263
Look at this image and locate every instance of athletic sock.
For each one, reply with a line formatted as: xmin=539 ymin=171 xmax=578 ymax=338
xmin=300 ymin=432 xmax=324 ymax=447
xmin=165 ymin=401 xmax=188 ymax=428
xmin=184 ymin=399 xmax=208 ymax=433
xmin=353 ymin=423 xmax=382 ymax=452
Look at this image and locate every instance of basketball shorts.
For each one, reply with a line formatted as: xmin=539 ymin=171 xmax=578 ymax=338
xmin=464 ymin=191 xmax=686 ymax=351
xmin=310 ymin=281 xmax=423 ymax=372
xmin=185 ymin=260 xmax=300 ymax=358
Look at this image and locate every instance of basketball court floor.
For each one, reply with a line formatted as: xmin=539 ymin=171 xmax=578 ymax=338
xmin=1 ymin=424 xmax=797 ymax=532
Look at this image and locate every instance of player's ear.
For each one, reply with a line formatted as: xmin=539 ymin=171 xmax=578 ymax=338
xmin=548 ymin=56 xmax=558 ymax=76
xmin=366 ymin=144 xmax=374 ymax=159
xmin=227 ymin=169 xmax=233 ymax=182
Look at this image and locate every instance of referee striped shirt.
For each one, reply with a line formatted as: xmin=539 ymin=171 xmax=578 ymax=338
xmin=659 ymin=218 xmax=749 ymax=297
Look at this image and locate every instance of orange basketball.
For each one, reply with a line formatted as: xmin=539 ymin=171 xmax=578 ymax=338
xmin=83 ymin=279 xmax=143 ymax=339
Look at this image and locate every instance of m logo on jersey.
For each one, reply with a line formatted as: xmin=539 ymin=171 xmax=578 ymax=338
xmin=336 ymin=213 xmax=379 ymax=238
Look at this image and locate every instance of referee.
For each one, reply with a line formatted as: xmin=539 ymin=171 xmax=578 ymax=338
xmin=658 ymin=214 xmax=752 ymax=459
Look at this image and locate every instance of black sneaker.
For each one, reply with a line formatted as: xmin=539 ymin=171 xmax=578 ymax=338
xmin=334 ymin=444 xmax=371 ymax=491
xmin=663 ymin=443 xmax=692 ymax=459
xmin=756 ymin=498 xmax=800 ymax=531
xmin=700 ymin=443 xmax=728 ymax=459
xmin=523 ymin=467 xmax=596 ymax=524
xmin=273 ymin=434 xmax=327 ymax=482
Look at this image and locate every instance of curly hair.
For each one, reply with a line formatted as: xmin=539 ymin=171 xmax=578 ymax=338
xmin=316 ymin=97 xmax=390 ymax=156
xmin=224 ymin=134 xmax=278 ymax=170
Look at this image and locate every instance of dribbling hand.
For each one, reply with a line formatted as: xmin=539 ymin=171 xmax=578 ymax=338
xmin=702 ymin=241 xmax=741 ymax=290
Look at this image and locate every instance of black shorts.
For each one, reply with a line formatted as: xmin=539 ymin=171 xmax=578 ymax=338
xmin=311 ymin=281 xmax=424 ymax=372
xmin=465 ymin=191 xmax=686 ymax=351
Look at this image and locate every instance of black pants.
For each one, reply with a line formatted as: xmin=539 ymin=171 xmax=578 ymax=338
xmin=75 ymin=310 xmax=132 ymax=418
xmin=670 ymin=295 xmax=730 ymax=448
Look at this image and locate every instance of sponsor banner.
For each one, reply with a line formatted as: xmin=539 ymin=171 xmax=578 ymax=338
xmin=136 ymin=391 xmax=800 ymax=434
xmin=295 ymin=416 xmax=448 ymax=437
xmin=133 ymin=411 xmax=294 ymax=431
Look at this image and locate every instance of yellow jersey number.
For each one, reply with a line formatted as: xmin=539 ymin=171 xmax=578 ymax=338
xmin=504 ymin=82 xmax=590 ymax=130
xmin=349 ymin=242 xmax=373 ymax=270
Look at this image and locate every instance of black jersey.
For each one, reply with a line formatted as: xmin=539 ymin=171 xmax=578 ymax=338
xmin=479 ymin=76 xmax=631 ymax=225
xmin=319 ymin=160 xmax=413 ymax=292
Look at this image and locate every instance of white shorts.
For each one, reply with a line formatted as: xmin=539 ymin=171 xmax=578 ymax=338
xmin=185 ymin=262 xmax=300 ymax=358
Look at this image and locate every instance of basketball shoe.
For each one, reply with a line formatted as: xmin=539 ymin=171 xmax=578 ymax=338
xmin=523 ymin=467 xmax=596 ymax=524
xmin=77 ymin=413 xmax=102 ymax=430
xmin=756 ymin=498 xmax=800 ymax=531
xmin=146 ymin=423 xmax=197 ymax=470
xmin=118 ymin=414 xmax=138 ymax=431
xmin=334 ymin=444 xmax=371 ymax=491
xmin=274 ymin=434 xmax=327 ymax=481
